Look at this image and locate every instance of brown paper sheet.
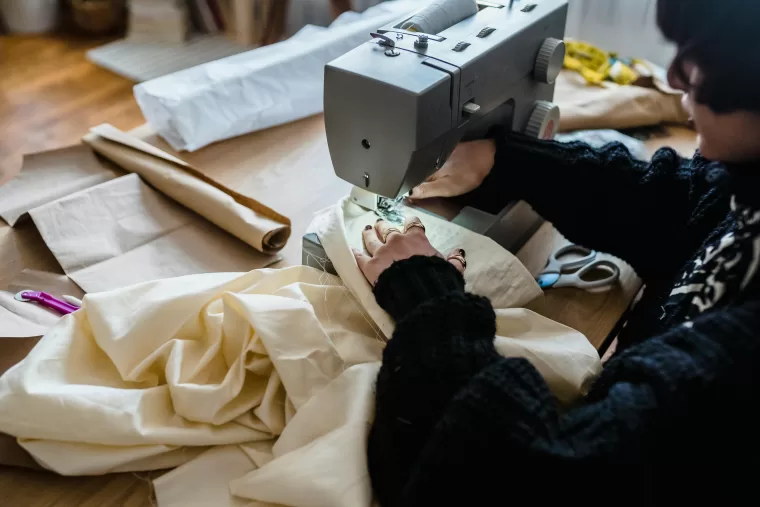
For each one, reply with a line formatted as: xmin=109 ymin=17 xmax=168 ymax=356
xmin=84 ymin=124 xmax=291 ymax=253
xmin=28 ymin=174 xmax=279 ymax=294
xmin=556 ymin=70 xmax=690 ymax=132
xmin=0 ymin=145 xmax=121 ymax=226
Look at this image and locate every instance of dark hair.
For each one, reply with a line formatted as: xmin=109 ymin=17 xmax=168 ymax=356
xmin=657 ymin=0 xmax=760 ymax=113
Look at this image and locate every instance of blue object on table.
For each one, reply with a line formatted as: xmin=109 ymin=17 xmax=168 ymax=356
xmin=537 ymin=244 xmax=621 ymax=290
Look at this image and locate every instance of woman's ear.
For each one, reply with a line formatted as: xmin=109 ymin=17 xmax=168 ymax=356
xmin=667 ymin=57 xmax=698 ymax=92
xmin=667 ymin=61 xmax=686 ymax=91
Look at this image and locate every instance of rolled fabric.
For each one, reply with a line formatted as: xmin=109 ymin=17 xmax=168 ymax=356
xmin=401 ymin=0 xmax=479 ymax=34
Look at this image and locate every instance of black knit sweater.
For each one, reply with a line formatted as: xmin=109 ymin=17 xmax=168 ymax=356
xmin=368 ymin=135 xmax=760 ymax=505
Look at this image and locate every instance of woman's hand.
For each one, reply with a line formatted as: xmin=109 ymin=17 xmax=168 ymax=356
xmin=408 ymin=139 xmax=497 ymax=200
xmin=353 ymin=216 xmax=466 ymax=286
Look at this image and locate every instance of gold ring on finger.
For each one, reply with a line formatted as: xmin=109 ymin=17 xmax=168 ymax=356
xmin=446 ymin=254 xmax=467 ymax=270
xmin=381 ymin=228 xmax=402 ymax=243
xmin=404 ymin=222 xmax=426 ymax=234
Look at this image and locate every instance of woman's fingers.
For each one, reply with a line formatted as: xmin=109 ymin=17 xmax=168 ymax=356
xmin=353 ymin=248 xmax=379 ymax=285
xmin=410 ymin=176 xmax=457 ymax=200
xmin=353 ymin=248 xmax=370 ymax=270
xmin=446 ymin=248 xmax=466 ymax=273
xmin=403 ymin=216 xmax=426 ymax=235
xmin=374 ymin=220 xmax=402 ymax=243
xmin=423 ymin=171 xmax=443 ymax=183
xmin=362 ymin=225 xmax=383 ymax=256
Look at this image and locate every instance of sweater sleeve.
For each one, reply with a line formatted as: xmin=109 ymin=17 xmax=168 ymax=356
xmin=369 ymin=256 xmax=503 ymax=507
xmin=368 ymin=258 xmax=760 ymax=505
xmin=467 ymin=132 xmax=728 ymax=281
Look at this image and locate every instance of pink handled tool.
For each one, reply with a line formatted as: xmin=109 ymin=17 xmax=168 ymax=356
xmin=14 ymin=290 xmax=80 ymax=315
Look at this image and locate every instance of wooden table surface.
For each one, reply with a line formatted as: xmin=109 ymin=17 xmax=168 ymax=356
xmin=0 ymin=34 xmax=697 ymax=506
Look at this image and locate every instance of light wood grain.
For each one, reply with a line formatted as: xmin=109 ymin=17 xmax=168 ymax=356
xmin=0 ymin=36 xmax=145 ymax=182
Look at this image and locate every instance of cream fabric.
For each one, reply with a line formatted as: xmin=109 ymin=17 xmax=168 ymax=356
xmin=0 ymin=202 xmax=601 ymax=506
xmin=0 ymin=270 xmax=87 ymax=468
xmin=84 ymin=125 xmax=291 ymax=253
xmin=556 ymin=69 xmax=690 ymax=132
xmin=311 ymin=198 xmax=545 ymax=339
xmin=28 ymin=174 xmax=279 ymax=294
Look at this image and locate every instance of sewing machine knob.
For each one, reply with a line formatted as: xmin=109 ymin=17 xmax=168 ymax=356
xmin=534 ymin=38 xmax=565 ymax=84
xmin=524 ymin=101 xmax=560 ymax=140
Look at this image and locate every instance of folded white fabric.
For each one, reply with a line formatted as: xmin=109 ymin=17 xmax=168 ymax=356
xmin=0 ymin=201 xmax=601 ymax=506
xmin=135 ymin=0 xmax=428 ymax=152
xmin=400 ymin=0 xmax=478 ymax=34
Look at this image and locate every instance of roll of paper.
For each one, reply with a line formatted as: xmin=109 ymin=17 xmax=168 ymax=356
xmin=401 ymin=0 xmax=479 ymax=34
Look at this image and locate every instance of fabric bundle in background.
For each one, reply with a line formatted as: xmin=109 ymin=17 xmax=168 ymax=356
xmin=285 ymin=0 xmax=389 ymax=37
xmin=134 ymin=0 xmax=428 ymax=152
xmin=400 ymin=0 xmax=477 ymax=34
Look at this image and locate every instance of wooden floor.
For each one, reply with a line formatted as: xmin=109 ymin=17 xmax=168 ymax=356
xmin=0 ymin=35 xmax=145 ymax=182
xmin=0 ymin=34 xmax=154 ymax=506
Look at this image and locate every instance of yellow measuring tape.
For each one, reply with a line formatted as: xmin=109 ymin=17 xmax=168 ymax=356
xmin=563 ymin=40 xmax=645 ymax=86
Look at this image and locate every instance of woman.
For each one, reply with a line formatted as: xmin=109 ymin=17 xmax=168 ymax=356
xmin=353 ymin=0 xmax=760 ymax=503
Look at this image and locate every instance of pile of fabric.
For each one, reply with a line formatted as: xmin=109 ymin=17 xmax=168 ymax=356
xmin=0 ymin=199 xmax=601 ymax=506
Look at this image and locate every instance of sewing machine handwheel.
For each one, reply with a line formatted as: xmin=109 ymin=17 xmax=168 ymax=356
xmin=525 ymin=101 xmax=560 ymax=140
xmin=534 ymin=38 xmax=566 ymax=84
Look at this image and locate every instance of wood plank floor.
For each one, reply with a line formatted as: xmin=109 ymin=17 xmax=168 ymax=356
xmin=0 ymin=34 xmax=154 ymax=506
xmin=0 ymin=35 xmax=145 ymax=182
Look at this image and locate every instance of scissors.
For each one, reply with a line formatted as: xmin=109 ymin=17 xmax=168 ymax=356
xmin=14 ymin=290 xmax=81 ymax=315
xmin=537 ymin=244 xmax=621 ymax=290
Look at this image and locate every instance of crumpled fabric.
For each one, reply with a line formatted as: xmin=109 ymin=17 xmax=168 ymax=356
xmin=0 ymin=201 xmax=601 ymax=506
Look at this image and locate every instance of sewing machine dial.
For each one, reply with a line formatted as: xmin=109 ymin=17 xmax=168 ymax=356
xmin=534 ymin=38 xmax=566 ymax=84
xmin=525 ymin=101 xmax=561 ymax=140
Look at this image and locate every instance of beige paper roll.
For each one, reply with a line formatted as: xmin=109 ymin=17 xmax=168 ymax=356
xmin=83 ymin=125 xmax=290 ymax=253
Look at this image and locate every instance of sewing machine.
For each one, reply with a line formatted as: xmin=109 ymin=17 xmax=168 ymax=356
xmin=304 ymin=0 xmax=568 ymax=272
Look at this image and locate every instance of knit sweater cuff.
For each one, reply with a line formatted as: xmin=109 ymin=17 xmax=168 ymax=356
xmin=373 ymin=256 xmax=465 ymax=322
